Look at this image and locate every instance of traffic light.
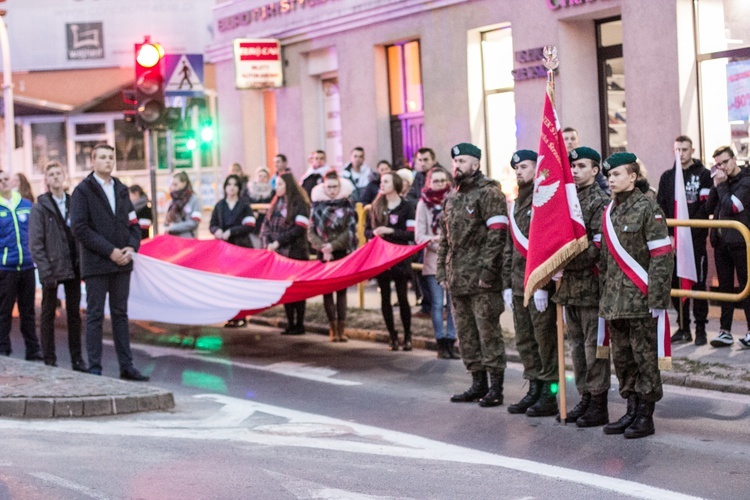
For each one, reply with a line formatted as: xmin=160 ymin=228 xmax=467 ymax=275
xmin=134 ymin=38 xmax=165 ymax=130
xmin=200 ymin=121 xmax=214 ymax=144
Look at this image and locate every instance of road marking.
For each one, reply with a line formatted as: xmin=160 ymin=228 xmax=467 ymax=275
xmin=0 ymin=394 xmax=699 ymax=500
xmin=118 ymin=340 xmax=362 ymax=386
xmin=265 ymin=470 xmax=415 ymax=500
xmin=29 ymin=472 xmax=110 ymax=500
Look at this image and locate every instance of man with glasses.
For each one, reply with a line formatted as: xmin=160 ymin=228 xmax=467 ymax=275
xmin=705 ymin=146 xmax=750 ymax=349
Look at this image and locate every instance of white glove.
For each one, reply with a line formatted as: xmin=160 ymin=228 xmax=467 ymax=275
xmin=503 ymin=289 xmax=513 ymax=311
xmin=534 ymin=289 xmax=549 ymax=312
xmin=552 ymin=270 xmax=563 ymax=281
xmin=650 ymin=308 xmax=664 ymax=319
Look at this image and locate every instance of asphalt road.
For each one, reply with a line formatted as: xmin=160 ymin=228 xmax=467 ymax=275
xmin=1 ymin=323 xmax=749 ymax=499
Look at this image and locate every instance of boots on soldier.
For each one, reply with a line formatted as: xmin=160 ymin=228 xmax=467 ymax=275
xmin=329 ymin=321 xmax=338 ymax=342
xmin=624 ymin=399 xmax=656 ymax=439
xmin=450 ymin=371 xmax=489 ymax=403
xmin=337 ymin=320 xmax=348 ymax=342
xmin=603 ymin=393 xmax=639 ymax=435
xmin=526 ymin=381 xmax=559 ymax=417
xmin=447 ymin=339 xmax=461 ymax=359
xmin=558 ymin=392 xmax=590 ymax=423
xmin=576 ymin=391 xmax=609 ymax=427
xmin=508 ymin=380 xmax=543 ymax=414
xmin=479 ymin=371 xmax=504 ymax=407
xmin=403 ymin=331 xmax=413 ymax=352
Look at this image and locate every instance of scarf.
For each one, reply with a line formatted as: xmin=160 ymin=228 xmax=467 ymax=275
xmin=248 ymin=182 xmax=273 ymax=202
xmin=132 ymin=194 xmax=149 ymax=213
xmin=311 ymin=198 xmax=358 ymax=252
xmin=167 ymin=187 xmax=193 ymax=223
xmin=420 ymin=186 xmax=450 ymax=234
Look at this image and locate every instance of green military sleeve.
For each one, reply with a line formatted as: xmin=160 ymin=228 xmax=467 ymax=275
xmin=436 ymin=213 xmax=448 ymax=284
xmin=644 ymin=204 xmax=674 ymax=310
xmin=477 ymin=186 xmax=508 ymax=284
xmin=566 ymin=194 xmax=607 ymax=272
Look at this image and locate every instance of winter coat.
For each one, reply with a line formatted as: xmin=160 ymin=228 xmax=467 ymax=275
xmin=260 ymin=196 xmax=311 ymax=260
xmin=0 ymin=191 xmax=34 ymax=271
xmin=308 ymin=178 xmax=358 ymax=261
xmin=29 ymin=192 xmax=79 ymax=286
xmin=365 ymin=196 xmax=416 ymax=276
xmin=705 ymin=166 xmax=750 ymax=249
xmin=341 ymin=163 xmax=372 ymax=203
xmin=165 ymin=194 xmax=202 ymax=238
xmin=209 ymin=199 xmax=256 ymax=248
xmin=415 ymin=197 xmax=446 ymax=276
xmin=656 ymin=159 xmax=711 ymax=240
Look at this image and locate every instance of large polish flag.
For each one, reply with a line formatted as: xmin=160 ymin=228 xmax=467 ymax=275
xmin=674 ymin=153 xmax=697 ymax=292
xmin=129 ymin=235 xmax=426 ymax=325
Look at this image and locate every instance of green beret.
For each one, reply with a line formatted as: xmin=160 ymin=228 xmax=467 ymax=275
xmin=602 ymin=152 xmax=638 ymax=176
xmin=510 ymin=149 xmax=538 ymax=169
xmin=451 ymin=143 xmax=482 ymax=160
xmin=569 ymin=146 xmax=601 ymax=164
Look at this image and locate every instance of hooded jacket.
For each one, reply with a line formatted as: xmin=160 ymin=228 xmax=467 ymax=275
xmin=0 ymin=191 xmax=34 ymax=271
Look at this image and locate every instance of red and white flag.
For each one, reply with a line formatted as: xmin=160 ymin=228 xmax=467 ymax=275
xmin=523 ymin=82 xmax=589 ymax=304
xmin=674 ymin=152 xmax=697 ymax=294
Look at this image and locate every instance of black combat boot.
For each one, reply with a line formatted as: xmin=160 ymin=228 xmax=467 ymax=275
xmin=603 ymin=393 xmax=638 ymax=435
xmin=507 ymin=380 xmax=543 ymax=414
xmin=389 ymin=331 xmax=399 ymax=351
xmin=447 ymin=339 xmax=461 ymax=359
xmin=694 ymin=322 xmax=707 ymax=346
xmin=624 ymin=399 xmax=656 ymax=439
xmin=436 ymin=339 xmax=449 ymax=359
xmin=479 ymin=371 xmax=504 ymax=407
xmin=576 ymin=391 xmax=609 ymax=427
xmin=557 ymin=392 xmax=591 ymax=423
xmin=403 ymin=331 xmax=413 ymax=352
xmin=450 ymin=371 xmax=489 ymax=403
xmin=526 ymin=381 xmax=559 ymax=417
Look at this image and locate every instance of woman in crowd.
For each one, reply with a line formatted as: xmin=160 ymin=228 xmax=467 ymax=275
xmin=261 ymin=173 xmax=311 ymax=335
xmin=361 ymin=160 xmax=392 ymax=206
xmin=367 ymin=171 xmax=416 ymax=351
xmin=128 ymin=185 xmax=152 ymax=240
xmin=211 ymin=174 xmax=256 ymax=328
xmin=245 ymin=167 xmax=275 ymax=248
xmin=308 ymin=170 xmax=358 ymax=342
xmin=11 ymin=172 xmax=35 ymax=202
xmin=230 ymin=162 xmax=249 ymax=195
xmin=164 ymin=172 xmax=202 ymax=238
xmin=416 ymin=166 xmax=458 ymax=359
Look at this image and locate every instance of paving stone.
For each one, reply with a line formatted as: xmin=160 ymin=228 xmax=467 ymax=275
xmin=54 ymin=399 xmax=84 ymax=417
xmin=0 ymin=399 xmax=25 ymax=418
xmin=112 ymin=396 xmax=138 ymax=414
xmin=158 ymin=392 xmax=176 ymax=410
xmin=83 ymin=397 xmax=113 ymax=417
xmin=137 ymin=394 xmax=161 ymax=412
xmin=24 ymin=398 xmax=54 ymax=418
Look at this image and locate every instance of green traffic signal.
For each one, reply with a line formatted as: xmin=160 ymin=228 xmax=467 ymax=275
xmin=186 ymin=137 xmax=197 ymax=151
xmin=200 ymin=124 xmax=214 ymax=143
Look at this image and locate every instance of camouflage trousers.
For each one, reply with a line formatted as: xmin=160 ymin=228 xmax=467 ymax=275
xmin=608 ymin=317 xmax=663 ymax=403
xmin=452 ymin=292 xmax=506 ymax=373
xmin=512 ymin=295 xmax=557 ymax=382
xmin=566 ymin=305 xmax=611 ymax=396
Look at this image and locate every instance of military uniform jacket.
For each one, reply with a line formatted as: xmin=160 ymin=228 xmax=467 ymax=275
xmin=436 ymin=170 xmax=507 ymax=296
xmin=553 ymin=182 xmax=609 ymax=307
xmin=599 ymin=188 xmax=673 ymax=320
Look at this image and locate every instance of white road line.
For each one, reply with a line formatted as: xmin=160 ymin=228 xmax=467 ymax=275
xmin=1 ymin=394 xmax=700 ymax=500
xmin=29 ymin=472 xmax=110 ymax=500
xmin=265 ymin=470 xmax=415 ymax=500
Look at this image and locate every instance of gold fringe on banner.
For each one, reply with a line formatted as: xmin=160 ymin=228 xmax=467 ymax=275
xmin=658 ymin=356 xmax=672 ymax=371
xmin=523 ymin=235 xmax=588 ymax=306
xmin=596 ymin=346 xmax=610 ymax=359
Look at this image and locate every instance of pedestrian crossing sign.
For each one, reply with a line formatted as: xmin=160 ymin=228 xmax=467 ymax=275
xmin=164 ymin=54 xmax=204 ymax=97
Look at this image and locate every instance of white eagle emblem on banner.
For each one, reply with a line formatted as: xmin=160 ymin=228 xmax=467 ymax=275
xmin=532 ymin=157 xmax=560 ymax=208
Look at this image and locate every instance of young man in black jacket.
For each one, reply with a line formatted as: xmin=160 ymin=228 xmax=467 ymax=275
xmin=656 ymin=135 xmax=712 ymax=345
xmin=29 ymin=162 xmax=87 ymax=371
xmin=71 ymin=144 xmax=148 ymax=380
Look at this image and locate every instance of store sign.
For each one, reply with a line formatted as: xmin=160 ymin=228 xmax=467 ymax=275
xmin=234 ymin=39 xmax=283 ymax=89
xmin=546 ymin=0 xmax=611 ymax=10
xmin=512 ymin=46 xmax=552 ymax=82
xmin=66 ymin=22 xmax=104 ymax=60
xmin=218 ymin=0 xmax=339 ymax=32
xmin=727 ymin=60 xmax=750 ymax=121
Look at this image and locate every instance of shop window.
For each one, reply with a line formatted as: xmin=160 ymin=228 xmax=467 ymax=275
xmin=30 ymin=121 xmax=67 ymax=177
xmin=69 ymin=117 xmax=111 ymax=173
xmin=596 ymin=17 xmax=626 ymax=157
xmin=481 ymin=26 xmax=516 ymax=188
xmin=387 ymin=40 xmax=424 ymax=168
xmin=114 ymin=119 xmax=146 ymax=171
xmin=322 ymin=77 xmax=343 ymax=167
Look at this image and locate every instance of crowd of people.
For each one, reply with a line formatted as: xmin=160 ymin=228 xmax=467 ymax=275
xmin=1 ymin=133 xmax=749 ymax=440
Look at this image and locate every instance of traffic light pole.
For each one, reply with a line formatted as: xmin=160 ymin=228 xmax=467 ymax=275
xmin=0 ymin=16 xmax=14 ymax=173
xmin=144 ymin=128 xmax=159 ymax=235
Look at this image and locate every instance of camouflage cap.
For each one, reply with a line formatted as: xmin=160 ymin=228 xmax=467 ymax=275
xmin=569 ymin=146 xmax=601 ymax=164
xmin=510 ymin=149 xmax=538 ymax=169
xmin=602 ymin=151 xmax=638 ymax=176
xmin=451 ymin=142 xmax=482 ymax=160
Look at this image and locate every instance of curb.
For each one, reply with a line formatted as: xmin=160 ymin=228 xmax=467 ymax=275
xmin=0 ymin=392 xmax=175 ymax=419
xmin=249 ymin=317 xmax=746 ymax=396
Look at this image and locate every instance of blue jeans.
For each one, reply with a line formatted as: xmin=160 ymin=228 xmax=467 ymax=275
xmin=424 ymin=275 xmax=456 ymax=340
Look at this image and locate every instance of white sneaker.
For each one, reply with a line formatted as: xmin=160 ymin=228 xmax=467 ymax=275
xmin=738 ymin=333 xmax=750 ymax=350
xmin=710 ymin=330 xmax=734 ymax=348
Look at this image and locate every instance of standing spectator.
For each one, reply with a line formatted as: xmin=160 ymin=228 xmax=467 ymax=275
xmin=128 ymin=185 xmax=152 ymax=240
xmin=361 ymin=160 xmax=391 ymax=206
xmin=366 ymin=171 xmax=416 ymax=351
xmin=270 ymin=154 xmax=289 ymax=190
xmin=439 ymin=143 xmax=507 ymax=407
xmin=341 ymin=147 xmax=372 ymax=203
xmin=164 ymin=172 xmax=202 ymax=238
xmin=300 ymin=150 xmax=329 ymax=197
xmin=246 ymin=167 xmax=275 ymax=248
xmin=70 ymin=143 xmax=148 ymax=380
xmin=230 ymin=162 xmax=249 ymax=194
xmin=416 ymin=166 xmax=457 ymax=359
xmin=29 ymin=161 xmax=87 ymax=371
xmin=656 ymin=135 xmax=711 ymax=345
xmin=407 ymin=147 xmax=437 ymax=202
xmin=0 ymin=169 xmax=43 ymax=360
xmin=261 ymin=173 xmax=311 ymax=335
xmin=308 ymin=170 xmax=358 ymax=342
xmin=705 ymin=146 xmax=750 ymax=349
xmin=10 ymin=172 xmax=35 ymax=202
xmin=397 ymin=168 xmax=414 ymax=199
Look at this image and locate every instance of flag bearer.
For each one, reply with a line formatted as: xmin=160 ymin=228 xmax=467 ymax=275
xmin=599 ymin=152 xmax=673 ymax=439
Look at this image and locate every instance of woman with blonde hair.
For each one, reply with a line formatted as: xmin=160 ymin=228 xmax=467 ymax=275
xmin=11 ymin=172 xmax=35 ymax=202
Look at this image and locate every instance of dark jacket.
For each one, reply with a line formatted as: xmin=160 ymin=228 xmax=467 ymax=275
xmin=70 ymin=173 xmax=141 ymax=278
xmin=656 ymin=159 xmax=711 ymax=240
xmin=260 ymin=197 xmax=311 ymax=260
xmin=132 ymin=194 xmax=152 ymax=241
xmin=406 ymin=170 xmax=426 ymax=205
xmin=209 ymin=199 xmax=255 ymax=248
xmin=29 ymin=193 xmax=79 ymax=286
xmin=0 ymin=191 xmax=34 ymax=272
xmin=706 ymin=167 xmax=750 ymax=248
xmin=361 ymin=172 xmax=381 ymax=206
xmin=366 ymin=196 xmax=416 ymax=275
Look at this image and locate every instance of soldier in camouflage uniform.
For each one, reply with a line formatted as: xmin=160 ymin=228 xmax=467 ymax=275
xmin=599 ymin=152 xmax=673 ymax=439
xmin=502 ymin=150 xmax=559 ymax=417
xmin=437 ymin=142 xmax=508 ymax=407
xmin=552 ymin=147 xmax=611 ymax=427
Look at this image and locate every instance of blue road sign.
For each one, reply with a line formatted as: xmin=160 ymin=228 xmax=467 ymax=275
xmin=164 ymin=54 xmax=204 ymax=97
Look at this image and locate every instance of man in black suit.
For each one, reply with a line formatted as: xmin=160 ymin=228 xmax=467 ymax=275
xmin=71 ymin=144 xmax=148 ymax=381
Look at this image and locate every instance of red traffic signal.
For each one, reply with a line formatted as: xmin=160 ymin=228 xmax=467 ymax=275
xmin=134 ymin=39 xmax=166 ymax=129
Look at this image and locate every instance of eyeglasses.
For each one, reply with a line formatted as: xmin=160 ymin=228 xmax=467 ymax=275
xmin=432 ymin=179 xmax=448 ymax=184
xmin=714 ymin=158 xmax=732 ymax=168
